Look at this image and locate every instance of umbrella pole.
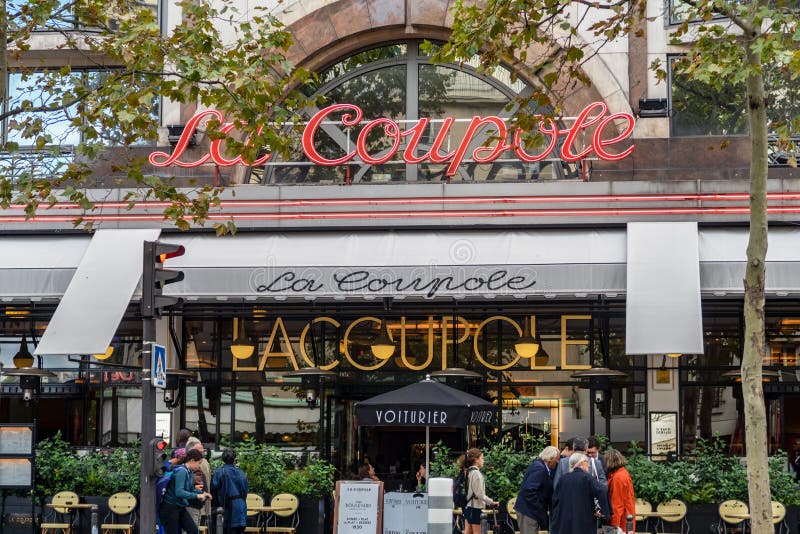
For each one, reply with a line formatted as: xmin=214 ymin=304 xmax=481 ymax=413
xmin=425 ymin=425 xmax=430 ymax=486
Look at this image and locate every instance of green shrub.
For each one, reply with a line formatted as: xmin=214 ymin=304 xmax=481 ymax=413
xmin=769 ymin=451 xmax=800 ymax=506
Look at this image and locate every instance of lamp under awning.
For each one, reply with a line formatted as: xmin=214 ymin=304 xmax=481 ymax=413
xmin=625 ymin=222 xmax=703 ymax=355
xmin=35 ymin=229 xmax=161 ymax=356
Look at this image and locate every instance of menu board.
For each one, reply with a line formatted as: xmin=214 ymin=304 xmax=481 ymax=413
xmin=334 ymin=481 xmax=383 ymax=534
xmin=383 ymin=492 xmax=428 ymax=534
xmin=0 ymin=458 xmax=33 ymax=488
xmin=649 ymin=412 xmax=678 ymax=458
xmin=0 ymin=426 xmax=33 ymax=455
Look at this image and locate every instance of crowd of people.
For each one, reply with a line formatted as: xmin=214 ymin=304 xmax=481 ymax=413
xmin=158 ymin=431 xmax=634 ymax=534
xmin=159 ymin=429 xmax=249 ymax=534
xmin=513 ymin=437 xmax=635 ymax=534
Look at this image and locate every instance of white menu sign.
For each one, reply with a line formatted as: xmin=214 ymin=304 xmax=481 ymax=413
xmin=0 ymin=459 xmax=32 ymax=487
xmin=336 ymin=481 xmax=382 ymax=534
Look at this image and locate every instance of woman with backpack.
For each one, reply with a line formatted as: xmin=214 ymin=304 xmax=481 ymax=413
xmin=160 ymin=448 xmax=212 ymax=534
xmin=462 ymin=448 xmax=499 ymax=534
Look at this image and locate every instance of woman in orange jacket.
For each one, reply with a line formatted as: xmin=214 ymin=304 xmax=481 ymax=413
xmin=604 ymin=449 xmax=636 ymax=533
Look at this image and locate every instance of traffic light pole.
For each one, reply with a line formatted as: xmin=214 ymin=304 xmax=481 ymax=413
xmin=140 ymin=239 xmax=185 ymax=533
xmin=140 ymin=315 xmax=157 ymax=533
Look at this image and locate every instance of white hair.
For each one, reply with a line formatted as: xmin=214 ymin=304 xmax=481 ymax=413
xmin=539 ymin=446 xmax=560 ymax=462
xmin=568 ymin=452 xmax=588 ymax=472
xmin=186 ymin=437 xmax=202 ymax=450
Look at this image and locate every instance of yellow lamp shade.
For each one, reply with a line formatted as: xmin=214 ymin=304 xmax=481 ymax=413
xmin=370 ymin=320 xmax=395 ymax=360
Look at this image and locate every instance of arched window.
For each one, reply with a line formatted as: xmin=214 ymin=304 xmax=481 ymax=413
xmin=248 ymin=41 xmax=580 ymax=184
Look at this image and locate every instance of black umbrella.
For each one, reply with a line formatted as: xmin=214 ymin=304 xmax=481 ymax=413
xmin=355 ymin=376 xmax=498 ymax=478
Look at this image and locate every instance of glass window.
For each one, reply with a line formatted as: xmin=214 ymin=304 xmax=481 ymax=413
xmin=3 ymin=69 xmax=159 ymax=159
xmin=252 ymin=41 xmax=580 ymax=184
xmin=670 ymin=57 xmax=800 ymax=139
xmin=8 ymin=0 xmax=160 ymax=31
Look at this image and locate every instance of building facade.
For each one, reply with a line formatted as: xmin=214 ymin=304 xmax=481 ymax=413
xmin=1 ymin=0 xmax=800 ymax=479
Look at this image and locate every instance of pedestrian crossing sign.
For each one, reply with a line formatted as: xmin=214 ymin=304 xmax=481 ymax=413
xmin=152 ymin=343 xmax=167 ymax=389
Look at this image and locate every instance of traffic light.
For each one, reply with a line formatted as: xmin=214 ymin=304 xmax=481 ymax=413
xmin=149 ymin=438 xmax=169 ymax=477
xmin=142 ymin=241 xmax=185 ymax=319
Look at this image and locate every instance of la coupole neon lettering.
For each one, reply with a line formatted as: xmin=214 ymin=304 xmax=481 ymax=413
xmin=149 ymin=102 xmax=635 ymax=175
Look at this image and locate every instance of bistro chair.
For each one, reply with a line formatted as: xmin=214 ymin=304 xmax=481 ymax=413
xmin=506 ymin=497 xmax=519 ymax=534
xmin=656 ymin=499 xmax=689 ymax=534
xmin=266 ymin=493 xmax=300 ymax=534
xmin=634 ymin=498 xmax=653 ymax=534
xmin=100 ymin=492 xmax=137 ymax=534
xmin=718 ymin=500 xmax=749 ymax=534
xmin=41 ymin=491 xmax=80 ymax=534
xmin=771 ymin=501 xmax=788 ymax=534
xmin=245 ymin=494 xmax=266 ymax=534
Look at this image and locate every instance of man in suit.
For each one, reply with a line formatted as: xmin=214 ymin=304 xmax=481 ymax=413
xmin=553 ymin=437 xmax=586 ymax=489
xmin=587 ymin=436 xmax=606 ymax=475
xmin=514 ymin=446 xmax=560 ymax=534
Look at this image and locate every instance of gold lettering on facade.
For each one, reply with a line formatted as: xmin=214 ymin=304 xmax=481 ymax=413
xmin=472 ymin=316 xmax=522 ymax=370
xmin=235 ymin=313 xmax=593 ymax=372
xmin=560 ymin=315 xmax=591 ymax=370
xmin=441 ymin=315 xmax=471 ymax=370
xmin=299 ymin=316 xmax=341 ymax=370
xmin=343 ymin=316 xmax=390 ymax=371
xmin=398 ymin=316 xmax=435 ymax=370
xmin=259 ymin=317 xmax=300 ymax=370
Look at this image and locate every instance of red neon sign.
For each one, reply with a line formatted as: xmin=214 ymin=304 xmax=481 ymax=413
xmin=149 ymin=102 xmax=635 ymax=175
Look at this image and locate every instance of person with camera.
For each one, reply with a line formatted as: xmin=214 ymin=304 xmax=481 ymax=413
xmin=549 ymin=452 xmax=607 ymax=534
xmin=514 ymin=446 xmax=560 ymax=534
xmin=463 ymin=448 xmax=499 ymax=534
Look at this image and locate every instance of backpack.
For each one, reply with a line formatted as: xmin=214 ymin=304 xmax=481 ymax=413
xmin=156 ymin=465 xmax=187 ymax=515
xmin=453 ymin=469 xmax=470 ymax=509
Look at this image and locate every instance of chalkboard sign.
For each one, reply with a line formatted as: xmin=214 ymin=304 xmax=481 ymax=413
xmin=334 ymin=481 xmax=383 ymax=534
xmin=383 ymin=492 xmax=428 ymax=534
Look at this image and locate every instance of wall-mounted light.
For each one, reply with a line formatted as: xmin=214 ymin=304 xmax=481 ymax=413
xmin=638 ymin=98 xmax=669 ymax=118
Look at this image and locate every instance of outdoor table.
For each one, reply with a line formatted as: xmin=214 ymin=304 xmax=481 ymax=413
xmin=46 ymin=502 xmax=94 ymax=533
xmin=636 ymin=510 xmax=682 ymax=533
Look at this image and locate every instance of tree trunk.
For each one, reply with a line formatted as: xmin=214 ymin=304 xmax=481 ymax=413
xmin=742 ymin=40 xmax=772 ymax=534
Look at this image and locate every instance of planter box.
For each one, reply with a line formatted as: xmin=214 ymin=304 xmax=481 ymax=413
xmin=684 ymin=503 xmax=800 ymax=534
xmin=1 ymin=496 xmax=40 ymax=534
xmin=685 ymin=503 xmax=722 ymax=534
xmin=297 ymin=497 xmax=328 ymax=534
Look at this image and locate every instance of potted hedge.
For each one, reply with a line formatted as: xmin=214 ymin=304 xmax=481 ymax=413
xmin=628 ymin=438 xmax=800 ymax=533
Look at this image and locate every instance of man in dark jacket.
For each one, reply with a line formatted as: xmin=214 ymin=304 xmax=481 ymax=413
xmin=553 ymin=437 xmax=587 ymax=490
xmin=549 ymin=453 xmax=607 ymax=534
xmin=514 ymin=446 xmax=560 ymax=534
xmin=211 ymin=449 xmax=249 ymax=534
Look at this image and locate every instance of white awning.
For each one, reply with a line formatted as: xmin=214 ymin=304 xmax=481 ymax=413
xmin=4 ymin=227 xmax=800 ymax=305
xmin=163 ymin=230 xmax=626 ymax=299
xmin=625 ymin=222 xmax=704 ymax=355
xmin=34 ymin=229 xmax=161 ymax=355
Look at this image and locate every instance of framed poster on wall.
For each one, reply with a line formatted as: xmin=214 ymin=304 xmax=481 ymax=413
xmin=649 ymin=412 xmax=678 ymax=459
